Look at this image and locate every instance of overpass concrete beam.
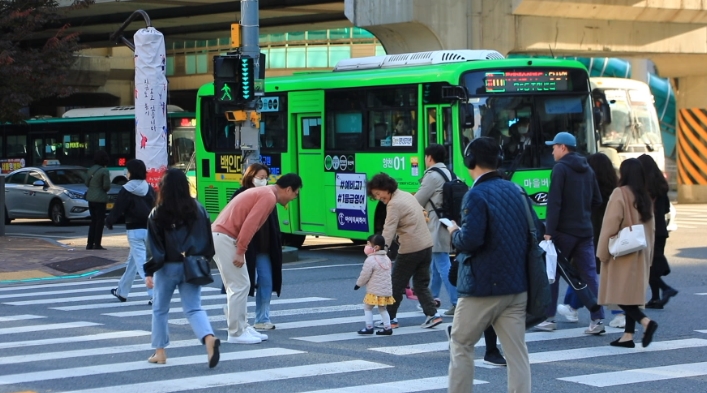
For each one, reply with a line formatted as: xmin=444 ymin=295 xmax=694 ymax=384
xmin=513 ymin=0 xmax=707 ymax=23
xmin=516 ymin=15 xmax=707 ymax=56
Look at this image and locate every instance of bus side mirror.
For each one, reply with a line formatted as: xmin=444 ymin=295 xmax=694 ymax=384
xmin=460 ymin=103 xmax=474 ymax=129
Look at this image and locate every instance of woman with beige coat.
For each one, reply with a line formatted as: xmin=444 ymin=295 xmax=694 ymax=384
xmin=597 ymin=158 xmax=658 ymax=348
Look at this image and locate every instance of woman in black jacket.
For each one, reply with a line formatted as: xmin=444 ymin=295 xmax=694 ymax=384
xmin=106 ymin=159 xmax=156 ymax=304
xmin=638 ymin=154 xmax=678 ymax=308
xmin=227 ymin=163 xmax=283 ymax=331
xmin=144 ymin=168 xmax=220 ymax=368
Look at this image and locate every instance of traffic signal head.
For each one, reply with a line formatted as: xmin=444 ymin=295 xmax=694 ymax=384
xmin=213 ymin=54 xmax=255 ymax=104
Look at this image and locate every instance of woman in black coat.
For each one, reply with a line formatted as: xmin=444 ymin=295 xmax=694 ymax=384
xmin=638 ymin=154 xmax=678 ymax=309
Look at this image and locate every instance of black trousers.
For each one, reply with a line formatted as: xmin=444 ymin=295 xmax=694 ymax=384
xmin=387 ymin=247 xmax=435 ymax=318
xmin=87 ymin=202 xmax=107 ymax=248
xmin=649 ymin=236 xmax=671 ymax=300
xmin=618 ymin=305 xmax=647 ymax=334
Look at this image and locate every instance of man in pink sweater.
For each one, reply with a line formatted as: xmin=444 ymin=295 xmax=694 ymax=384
xmin=212 ymin=173 xmax=303 ymax=344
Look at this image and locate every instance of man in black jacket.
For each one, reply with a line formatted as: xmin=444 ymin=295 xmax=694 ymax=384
xmin=541 ymin=132 xmax=604 ymax=334
xmin=105 ymin=159 xmax=156 ymax=304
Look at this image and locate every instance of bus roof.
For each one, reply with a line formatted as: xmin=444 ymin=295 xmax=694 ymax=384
xmin=590 ymin=77 xmax=651 ymax=92
xmin=61 ymin=105 xmax=186 ymax=118
xmin=199 ymin=56 xmax=588 ymax=96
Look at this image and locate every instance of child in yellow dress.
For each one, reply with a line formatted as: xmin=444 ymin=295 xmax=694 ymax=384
xmin=355 ymin=234 xmax=395 ymax=335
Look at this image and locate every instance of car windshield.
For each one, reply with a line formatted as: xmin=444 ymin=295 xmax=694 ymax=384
xmin=45 ymin=169 xmax=88 ymax=185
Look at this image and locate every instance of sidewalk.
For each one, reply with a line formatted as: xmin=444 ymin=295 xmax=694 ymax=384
xmin=0 ymin=234 xmax=129 ymax=284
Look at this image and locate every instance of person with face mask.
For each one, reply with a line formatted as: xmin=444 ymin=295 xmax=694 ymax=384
xmin=354 ymin=234 xmax=395 ymax=335
xmin=225 ymin=163 xmax=283 ymax=332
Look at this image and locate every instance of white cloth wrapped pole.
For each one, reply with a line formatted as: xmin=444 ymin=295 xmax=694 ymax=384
xmin=134 ymin=27 xmax=168 ymax=189
xmin=539 ymin=240 xmax=557 ymax=284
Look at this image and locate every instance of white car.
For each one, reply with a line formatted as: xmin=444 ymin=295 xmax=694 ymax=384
xmin=3 ymin=165 xmax=120 ymax=226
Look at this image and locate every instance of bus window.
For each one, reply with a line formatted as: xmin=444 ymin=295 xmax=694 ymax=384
xmin=326 ymin=112 xmax=362 ymax=151
xmin=260 ymin=112 xmax=287 ymax=151
xmin=427 ymin=108 xmax=437 ymax=144
xmin=110 ymin=130 xmax=131 ymax=157
xmin=7 ymin=135 xmax=26 ymax=157
xmin=302 ymin=117 xmax=322 ymax=149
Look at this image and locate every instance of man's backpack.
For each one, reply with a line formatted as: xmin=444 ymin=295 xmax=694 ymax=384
xmin=427 ymin=167 xmax=469 ymax=224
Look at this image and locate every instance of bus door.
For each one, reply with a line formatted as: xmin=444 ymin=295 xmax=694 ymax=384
xmin=423 ymin=105 xmax=454 ymax=169
xmin=295 ymin=113 xmax=326 ymax=232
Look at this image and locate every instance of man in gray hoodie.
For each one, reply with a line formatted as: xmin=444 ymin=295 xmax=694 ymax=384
xmin=105 ymin=159 xmax=156 ymax=304
xmin=539 ymin=132 xmax=604 ymax=334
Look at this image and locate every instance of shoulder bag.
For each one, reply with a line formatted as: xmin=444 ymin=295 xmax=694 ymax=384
xmin=608 ymin=187 xmax=647 ymax=259
xmin=170 ymin=221 xmax=214 ymax=286
xmin=519 ymin=188 xmax=552 ymax=329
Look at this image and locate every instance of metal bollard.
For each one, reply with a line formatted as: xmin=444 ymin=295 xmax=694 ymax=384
xmin=0 ymin=176 xmax=5 ymax=236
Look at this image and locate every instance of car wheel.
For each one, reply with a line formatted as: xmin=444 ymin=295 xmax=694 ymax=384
xmin=50 ymin=200 xmax=69 ymax=226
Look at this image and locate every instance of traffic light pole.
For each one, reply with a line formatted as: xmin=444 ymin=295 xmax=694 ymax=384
xmin=240 ymin=0 xmax=261 ymax=168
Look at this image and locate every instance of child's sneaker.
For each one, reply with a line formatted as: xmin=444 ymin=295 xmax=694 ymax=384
xmin=375 ymin=328 xmax=393 ymax=336
xmin=357 ymin=327 xmax=374 ymax=335
xmin=421 ymin=315 xmax=443 ymax=329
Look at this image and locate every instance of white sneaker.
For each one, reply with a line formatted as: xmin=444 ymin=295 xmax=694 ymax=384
xmin=584 ymin=319 xmax=606 ymax=335
xmin=556 ymin=304 xmax=579 ymax=322
xmin=253 ymin=322 xmax=276 ymax=330
xmin=247 ymin=326 xmax=268 ymax=341
xmin=227 ymin=329 xmax=262 ymax=344
xmin=609 ymin=314 xmax=626 ymax=328
xmin=535 ymin=320 xmax=556 ymax=331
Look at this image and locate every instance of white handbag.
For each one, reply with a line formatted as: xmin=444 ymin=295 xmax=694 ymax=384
xmin=608 ymin=187 xmax=648 ymax=258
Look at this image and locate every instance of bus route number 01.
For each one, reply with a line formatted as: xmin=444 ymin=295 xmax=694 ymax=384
xmin=382 ymin=157 xmax=406 ymax=171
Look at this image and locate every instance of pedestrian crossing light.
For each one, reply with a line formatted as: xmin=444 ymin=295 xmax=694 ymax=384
xmin=213 ymin=55 xmax=241 ymax=104
xmin=213 ymin=54 xmax=256 ymax=105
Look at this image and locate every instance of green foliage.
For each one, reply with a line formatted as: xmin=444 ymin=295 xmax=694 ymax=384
xmin=0 ymin=0 xmax=92 ymax=123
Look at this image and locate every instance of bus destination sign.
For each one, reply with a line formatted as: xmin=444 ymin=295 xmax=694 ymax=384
xmin=485 ymin=70 xmax=569 ymax=93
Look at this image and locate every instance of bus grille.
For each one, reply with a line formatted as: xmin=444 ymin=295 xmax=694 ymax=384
xmin=203 ymin=188 xmax=219 ymax=215
xmin=225 ymin=187 xmax=238 ymax=202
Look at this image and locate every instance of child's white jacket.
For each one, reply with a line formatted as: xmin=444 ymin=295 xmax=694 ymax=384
xmin=356 ymin=250 xmax=393 ymax=297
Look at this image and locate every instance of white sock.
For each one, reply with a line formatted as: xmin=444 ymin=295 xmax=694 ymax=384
xmin=364 ymin=306 xmax=374 ymax=328
xmin=379 ymin=306 xmax=391 ymax=329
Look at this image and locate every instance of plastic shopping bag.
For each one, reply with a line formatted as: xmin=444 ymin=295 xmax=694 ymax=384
xmin=539 ymin=240 xmax=557 ymax=284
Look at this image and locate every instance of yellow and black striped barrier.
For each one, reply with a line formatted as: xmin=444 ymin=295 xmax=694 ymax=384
xmin=677 ymin=108 xmax=707 ymax=202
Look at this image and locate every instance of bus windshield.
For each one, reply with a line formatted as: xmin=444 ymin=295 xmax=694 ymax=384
xmin=600 ymin=89 xmax=661 ymax=150
xmin=464 ymin=94 xmax=593 ymax=169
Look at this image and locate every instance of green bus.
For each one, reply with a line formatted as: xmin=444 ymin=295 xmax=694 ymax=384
xmin=0 ymin=106 xmax=197 ymax=194
xmin=195 ymin=50 xmax=596 ymax=247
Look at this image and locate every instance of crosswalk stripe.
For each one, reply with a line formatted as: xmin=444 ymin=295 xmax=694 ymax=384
xmin=4 ymin=288 xmax=220 ymax=306
xmin=0 ymin=321 xmax=100 ymax=336
xmin=169 ymin=304 xmax=366 ymax=325
xmin=0 ymin=285 xmax=147 ymax=299
xmin=558 ymin=361 xmax=707 ymax=387
xmin=294 ymin=323 xmax=452 ymax=343
xmin=0 ymin=347 xmax=305 ymax=385
xmin=370 ymin=326 xmax=624 ymax=355
xmin=298 ymin=376 xmax=488 ymax=392
xmin=0 ymin=315 xmax=45 ymax=322
xmin=51 ymin=294 xmax=228 ymax=311
xmin=0 ymin=339 xmax=200 ymax=365
xmin=0 ymin=330 xmax=151 ymax=350
xmin=103 ymin=297 xmax=333 ymax=317
xmin=0 ymin=279 xmax=119 ymax=292
xmin=271 ymin=311 xmax=425 ymax=331
xmin=56 ymin=360 xmax=388 ymax=393
xmin=529 ymin=338 xmax=707 ymax=364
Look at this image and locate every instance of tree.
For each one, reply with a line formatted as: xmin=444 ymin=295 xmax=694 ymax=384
xmin=0 ymin=0 xmax=91 ymax=123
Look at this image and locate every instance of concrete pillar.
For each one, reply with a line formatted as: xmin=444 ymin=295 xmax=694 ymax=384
xmin=675 ymin=75 xmax=707 ymax=203
xmin=629 ymin=59 xmax=649 ymax=84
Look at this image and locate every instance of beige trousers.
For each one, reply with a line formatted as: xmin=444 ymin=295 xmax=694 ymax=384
xmin=212 ymin=232 xmax=250 ymax=337
xmin=448 ymin=292 xmax=531 ymax=393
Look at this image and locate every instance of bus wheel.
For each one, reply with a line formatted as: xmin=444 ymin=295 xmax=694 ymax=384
xmin=50 ymin=200 xmax=69 ymax=226
xmin=282 ymin=234 xmax=306 ymax=248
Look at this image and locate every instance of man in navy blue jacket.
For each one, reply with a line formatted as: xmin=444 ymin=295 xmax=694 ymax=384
xmin=445 ymin=137 xmax=531 ymax=393
xmin=540 ymin=132 xmax=604 ymax=335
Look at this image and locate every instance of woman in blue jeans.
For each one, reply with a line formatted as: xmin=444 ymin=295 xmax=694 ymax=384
xmin=226 ymin=163 xmax=283 ymax=331
xmin=105 ymin=159 xmax=155 ymax=304
xmin=144 ymin=169 xmax=220 ymax=368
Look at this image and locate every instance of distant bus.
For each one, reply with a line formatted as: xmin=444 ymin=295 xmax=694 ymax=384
xmin=591 ymin=77 xmax=665 ymax=174
xmin=0 ymin=106 xmax=196 ymax=189
xmin=195 ymin=50 xmax=596 ymax=247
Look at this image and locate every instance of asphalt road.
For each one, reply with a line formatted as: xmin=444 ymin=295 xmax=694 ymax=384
xmin=0 ymin=206 xmax=706 ymax=392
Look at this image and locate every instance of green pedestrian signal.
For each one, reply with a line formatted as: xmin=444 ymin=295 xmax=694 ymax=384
xmin=220 ymin=83 xmax=233 ymax=101
xmin=213 ymin=54 xmax=256 ymax=105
